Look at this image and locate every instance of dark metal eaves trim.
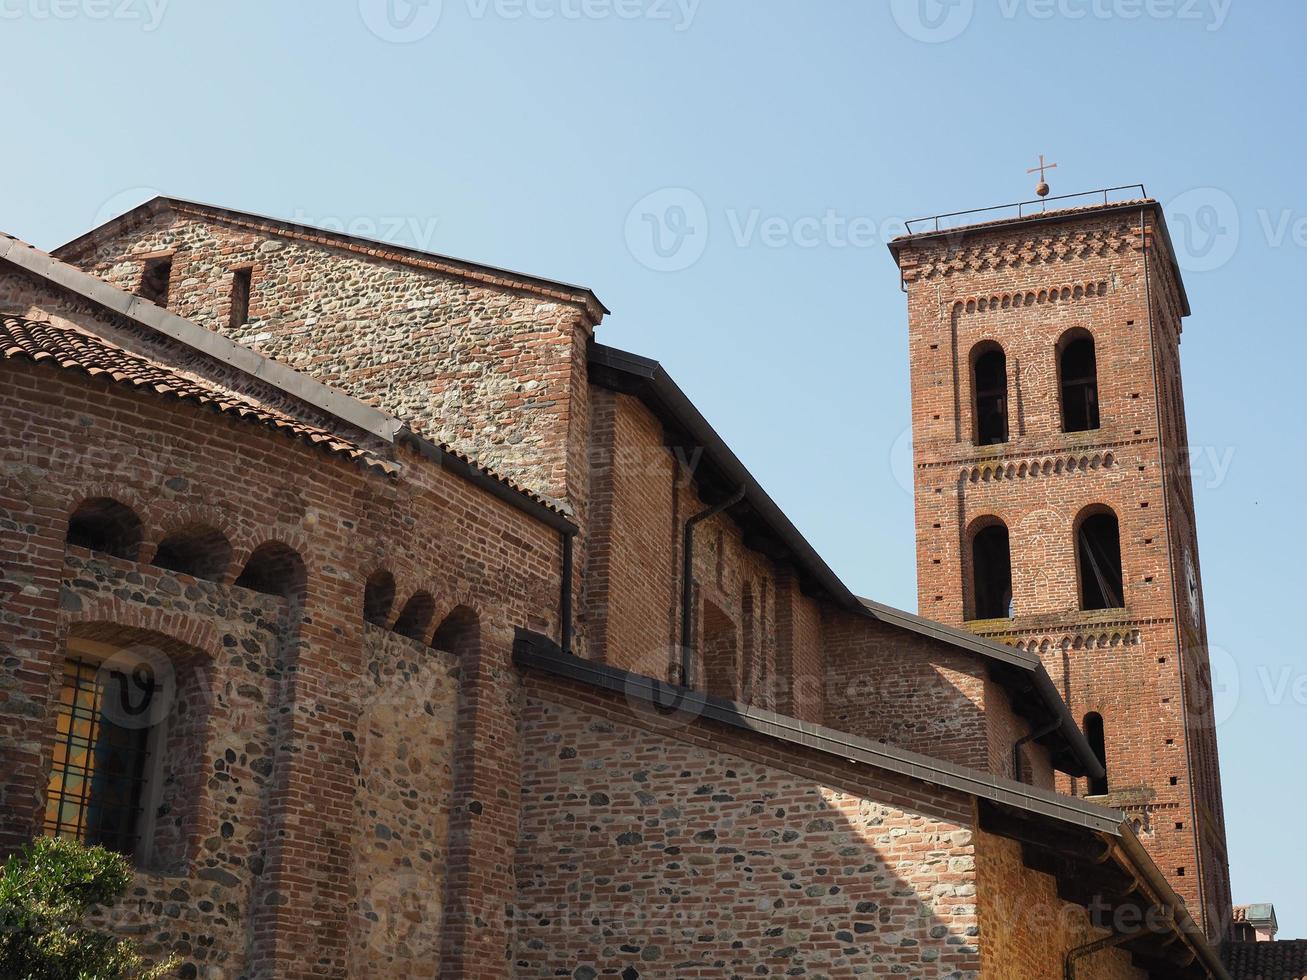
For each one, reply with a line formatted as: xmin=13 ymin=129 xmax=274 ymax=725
xmin=514 ymin=630 xmax=1119 ymax=834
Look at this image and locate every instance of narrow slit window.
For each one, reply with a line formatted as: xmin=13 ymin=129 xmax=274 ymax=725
xmin=1084 ymin=712 xmax=1108 ymax=796
xmin=1078 ymin=510 xmax=1124 ymax=611
xmin=229 ymin=268 xmax=253 ymax=328
xmin=1060 ymin=333 xmax=1100 ymax=432
xmin=972 ymin=345 xmax=1009 ymax=445
xmin=139 ymin=257 xmax=173 ymax=308
xmin=971 ymin=522 xmax=1013 ymax=620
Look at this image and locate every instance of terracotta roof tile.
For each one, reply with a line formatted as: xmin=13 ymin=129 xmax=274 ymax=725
xmin=0 ymin=314 xmax=397 ymax=475
xmin=1223 ymin=940 xmax=1307 ymax=979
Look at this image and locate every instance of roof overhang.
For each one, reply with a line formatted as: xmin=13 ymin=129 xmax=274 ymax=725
xmin=588 ymin=341 xmax=1103 ymax=778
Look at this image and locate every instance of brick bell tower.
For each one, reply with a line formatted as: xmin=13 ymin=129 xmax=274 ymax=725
xmin=889 ymin=186 xmax=1232 ymax=937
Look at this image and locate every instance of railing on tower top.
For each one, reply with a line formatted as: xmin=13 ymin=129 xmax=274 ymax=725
xmin=903 ymin=184 xmax=1149 ymax=236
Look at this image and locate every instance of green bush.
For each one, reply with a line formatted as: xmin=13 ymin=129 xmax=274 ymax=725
xmin=0 ymin=836 xmax=175 ymax=980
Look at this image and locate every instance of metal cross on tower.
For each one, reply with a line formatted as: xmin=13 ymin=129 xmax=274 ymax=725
xmin=1027 ymin=154 xmax=1058 ymax=198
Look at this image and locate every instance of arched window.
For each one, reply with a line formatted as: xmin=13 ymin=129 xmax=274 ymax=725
xmin=66 ymin=498 xmax=143 ymax=561
xmin=1077 ymin=509 xmax=1124 ymax=611
xmin=363 ymin=569 xmax=396 ymax=627
xmin=1059 ymin=331 xmax=1100 ymax=433
xmin=1084 ymin=712 xmax=1109 ymax=796
xmin=152 ymin=524 xmax=232 ymax=582
xmin=46 ymin=628 xmax=211 ymax=870
xmin=432 ymin=606 xmax=479 ymax=659
xmin=234 ymin=542 xmax=305 ymax=598
xmin=393 ymin=591 xmax=435 ymax=642
xmin=971 ymin=521 xmax=1013 ymax=620
xmin=972 ymin=344 xmax=1009 ymax=445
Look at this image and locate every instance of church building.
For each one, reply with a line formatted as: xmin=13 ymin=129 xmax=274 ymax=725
xmin=0 ymin=188 xmax=1282 ymax=978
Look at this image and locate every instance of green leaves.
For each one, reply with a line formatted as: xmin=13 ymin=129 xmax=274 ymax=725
xmin=0 ymin=837 xmax=176 ymax=980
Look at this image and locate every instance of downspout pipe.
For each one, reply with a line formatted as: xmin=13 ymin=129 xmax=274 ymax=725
xmin=679 ymin=486 xmax=747 ymax=687
xmin=1012 ymin=718 xmax=1061 ymax=784
xmin=1065 ymin=930 xmax=1132 ymax=980
xmin=560 ymin=529 xmax=575 ymax=653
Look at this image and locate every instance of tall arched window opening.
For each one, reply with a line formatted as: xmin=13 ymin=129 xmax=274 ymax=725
xmin=973 ymin=345 xmax=1009 ymax=445
xmin=971 ymin=522 xmax=1013 ymax=620
xmin=1084 ymin=712 xmax=1109 ymax=796
xmin=1078 ymin=510 xmax=1124 ymax=611
xmin=1060 ymin=332 xmax=1101 ymax=432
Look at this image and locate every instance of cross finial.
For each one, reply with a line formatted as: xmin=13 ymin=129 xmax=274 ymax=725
xmin=1027 ymin=154 xmax=1058 ymax=197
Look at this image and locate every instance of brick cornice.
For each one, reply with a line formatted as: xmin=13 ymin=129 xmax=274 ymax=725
xmin=916 ymin=435 xmax=1156 ymax=473
xmin=901 ymin=224 xmax=1137 ymax=283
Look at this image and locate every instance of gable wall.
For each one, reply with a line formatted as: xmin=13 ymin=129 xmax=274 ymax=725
xmin=59 ymin=208 xmax=594 ymax=506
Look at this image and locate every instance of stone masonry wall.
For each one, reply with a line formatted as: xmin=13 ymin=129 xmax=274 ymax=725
xmin=58 ymin=549 xmax=287 ymax=980
xmin=350 ymin=625 xmax=461 ymax=978
xmin=515 ymin=675 xmax=983 ymax=979
xmin=59 ymin=205 xmax=597 ymax=506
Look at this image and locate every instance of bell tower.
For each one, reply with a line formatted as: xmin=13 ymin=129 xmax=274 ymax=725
xmin=889 ymin=189 xmax=1231 ymax=937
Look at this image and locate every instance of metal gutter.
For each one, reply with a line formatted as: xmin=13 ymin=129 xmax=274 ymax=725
xmin=1116 ymin=829 xmax=1234 ymax=980
xmin=514 ymin=630 xmax=1123 ymax=834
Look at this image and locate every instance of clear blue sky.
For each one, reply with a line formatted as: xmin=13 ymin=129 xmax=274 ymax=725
xmin=4 ymin=0 xmax=1303 ymax=937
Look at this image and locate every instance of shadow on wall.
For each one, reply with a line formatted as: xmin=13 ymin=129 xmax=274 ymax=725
xmin=512 ymin=693 xmax=982 ymax=977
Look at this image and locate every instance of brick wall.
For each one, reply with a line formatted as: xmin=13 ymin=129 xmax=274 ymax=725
xmin=974 ymin=829 xmax=1147 ymax=980
xmin=821 ymin=608 xmax=1053 ymax=785
xmin=515 ymin=676 xmax=983 ymax=978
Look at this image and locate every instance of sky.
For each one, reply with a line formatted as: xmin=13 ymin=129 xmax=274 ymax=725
xmin=4 ymin=0 xmax=1305 ymax=938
